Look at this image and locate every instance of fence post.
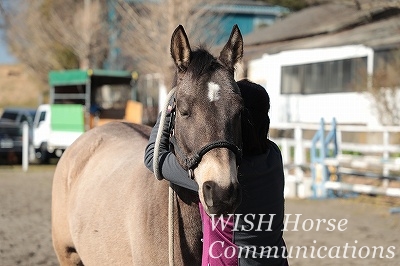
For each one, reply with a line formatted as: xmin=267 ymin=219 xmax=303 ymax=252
xmin=311 ymin=118 xmax=339 ymax=199
xmin=382 ymin=130 xmax=390 ymax=187
xmin=325 ymin=118 xmax=339 ymax=197
xmin=294 ymin=125 xmax=304 ymax=179
xmin=22 ymin=122 xmax=29 ymax=172
xmin=325 ymin=118 xmax=337 ymax=158
xmin=311 ymin=118 xmax=327 ymax=198
xmin=336 ymin=125 xmax=342 ymax=156
xmin=281 ymin=138 xmax=290 ymax=177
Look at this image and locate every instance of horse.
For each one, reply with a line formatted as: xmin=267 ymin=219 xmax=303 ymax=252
xmin=51 ymin=24 xmax=244 ymax=265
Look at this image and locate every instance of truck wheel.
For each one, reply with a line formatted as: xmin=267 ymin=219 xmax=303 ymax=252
xmin=39 ymin=143 xmax=50 ymax=164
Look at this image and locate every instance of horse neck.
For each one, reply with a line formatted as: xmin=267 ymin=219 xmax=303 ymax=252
xmin=172 ymin=184 xmax=202 ymax=265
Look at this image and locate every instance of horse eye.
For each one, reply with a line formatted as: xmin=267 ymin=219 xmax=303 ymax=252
xmin=179 ymin=110 xmax=190 ymax=117
xmin=177 ymin=100 xmax=191 ymax=117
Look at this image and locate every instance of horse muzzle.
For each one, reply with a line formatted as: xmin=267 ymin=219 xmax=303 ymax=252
xmin=190 ymin=146 xmax=242 ymax=215
xmin=202 ymin=181 xmax=242 ymax=215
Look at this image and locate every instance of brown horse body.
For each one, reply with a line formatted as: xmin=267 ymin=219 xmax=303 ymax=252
xmin=52 ymin=122 xmax=202 ymax=265
xmin=52 ymin=25 xmax=243 ymax=265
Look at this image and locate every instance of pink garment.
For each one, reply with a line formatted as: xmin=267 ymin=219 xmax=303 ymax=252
xmin=200 ymin=203 xmax=238 ymax=266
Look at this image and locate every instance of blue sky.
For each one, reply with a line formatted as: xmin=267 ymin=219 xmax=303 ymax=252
xmin=0 ymin=29 xmax=16 ymax=64
xmin=0 ymin=2 xmax=17 ymax=64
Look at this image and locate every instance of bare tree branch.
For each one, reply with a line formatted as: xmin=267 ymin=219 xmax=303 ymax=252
xmin=114 ymin=0 xmax=226 ymax=85
xmin=0 ymin=0 xmax=109 ymax=82
xmin=366 ymin=50 xmax=400 ymax=125
xmin=356 ymin=49 xmax=400 ymax=126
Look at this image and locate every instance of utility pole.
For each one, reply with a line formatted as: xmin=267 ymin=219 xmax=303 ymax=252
xmin=81 ymin=0 xmax=91 ymax=69
xmin=106 ymin=0 xmax=120 ymax=70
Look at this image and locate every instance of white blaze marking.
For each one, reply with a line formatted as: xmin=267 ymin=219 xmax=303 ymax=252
xmin=207 ymin=82 xmax=221 ymax=102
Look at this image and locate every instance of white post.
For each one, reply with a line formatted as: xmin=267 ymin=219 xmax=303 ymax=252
xmin=22 ymin=122 xmax=29 ymax=172
xmin=281 ymin=138 xmax=289 ymax=176
xmin=382 ymin=129 xmax=390 ymax=187
xmin=336 ymin=127 xmax=342 ymax=156
xmin=294 ymin=125 xmax=304 ymax=179
xmin=382 ymin=130 xmax=389 ymax=161
xmin=158 ymin=79 xmax=168 ymax=113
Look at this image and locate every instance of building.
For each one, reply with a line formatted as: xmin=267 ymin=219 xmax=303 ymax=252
xmin=207 ymin=2 xmax=289 ymax=44
xmin=244 ymin=3 xmax=400 ymax=126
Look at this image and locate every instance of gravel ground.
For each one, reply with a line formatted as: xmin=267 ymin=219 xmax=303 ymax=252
xmin=0 ymin=165 xmax=399 ymax=266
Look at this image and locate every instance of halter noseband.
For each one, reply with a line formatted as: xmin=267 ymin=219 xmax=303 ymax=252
xmin=171 ymin=134 xmax=242 ymax=175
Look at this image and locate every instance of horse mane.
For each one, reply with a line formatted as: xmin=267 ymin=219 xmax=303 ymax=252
xmin=172 ymin=46 xmax=220 ymax=87
xmin=188 ymin=47 xmax=219 ymax=77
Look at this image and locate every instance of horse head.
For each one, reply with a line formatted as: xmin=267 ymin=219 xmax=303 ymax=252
xmin=170 ymin=25 xmax=243 ymax=215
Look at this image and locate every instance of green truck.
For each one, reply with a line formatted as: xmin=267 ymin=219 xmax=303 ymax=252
xmin=48 ymin=69 xmax=139 ymax=128
xmin=31 ymin=69 xmax=141 ymax=163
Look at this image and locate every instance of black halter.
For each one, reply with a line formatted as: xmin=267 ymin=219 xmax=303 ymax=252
xmin=168 ymin=105 xmax=242 ymax=178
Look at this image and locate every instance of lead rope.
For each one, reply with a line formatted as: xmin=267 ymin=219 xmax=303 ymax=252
xmin=168 ymin=184 xmax=175 ymax=266
xmin=153 ymin=87 xmax=176 ymax=266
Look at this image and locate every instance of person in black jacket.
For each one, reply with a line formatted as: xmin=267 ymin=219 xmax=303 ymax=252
xmin=144 ymin=79 xmax=288 ymax=266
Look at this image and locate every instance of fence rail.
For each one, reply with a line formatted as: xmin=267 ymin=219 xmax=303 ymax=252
xmin=270 ymin=119 xmax=400 ymax=199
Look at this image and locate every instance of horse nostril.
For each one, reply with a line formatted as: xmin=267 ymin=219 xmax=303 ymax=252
xmin=203 ymin=181 xmax=214 ymax=207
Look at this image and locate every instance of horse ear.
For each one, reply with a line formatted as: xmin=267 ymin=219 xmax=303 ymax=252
xmin=170 ymin=25 xmax=192 ymax=72
xmin=219 ymin=24 xmax=243 ymax=71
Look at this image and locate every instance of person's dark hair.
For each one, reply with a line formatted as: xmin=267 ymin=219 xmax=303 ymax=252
xmin=237 ymin=79 xmax=270 ymax=156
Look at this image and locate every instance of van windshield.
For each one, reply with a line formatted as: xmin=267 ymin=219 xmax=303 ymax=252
xmin=1 ymin=111 xmax=18 ymax=121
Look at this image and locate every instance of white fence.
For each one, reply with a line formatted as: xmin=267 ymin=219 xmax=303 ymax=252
xmin=270 ymin=121 xmax=400 ymax=199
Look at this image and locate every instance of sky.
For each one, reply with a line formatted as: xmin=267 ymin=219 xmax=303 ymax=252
xmin=0 ymin=19 xmax=17 ymax=64
xmin=0 ymin=0 xmax=17 ymax=64
xmin=0 ymin=31 xmax=16 ymax=64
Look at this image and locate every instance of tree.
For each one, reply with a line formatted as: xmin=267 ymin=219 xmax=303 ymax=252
xmin=365 ymin=50 xmax=400 ymax=126
xmin=114 ymin=0 xmax=225 ymax=84
xmin=0 ymin=0 xmax=109 ymax=82
xmin=0 ymin=0 xmax=225 ymax=84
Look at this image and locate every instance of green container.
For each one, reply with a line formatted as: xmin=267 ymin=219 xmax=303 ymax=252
xmin=50 ymin=104 xmax=84 ymax=132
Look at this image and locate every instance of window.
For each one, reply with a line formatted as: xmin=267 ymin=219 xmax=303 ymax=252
xmin=37 ymin=111 xmax=46 ymax=128
xmin=1 ymin=111 xmax=18 ymax=121
xmin=281 ymin=57 xmax=368 ymax=94
xmin=94 ymin=84 xmax=131 ymax=109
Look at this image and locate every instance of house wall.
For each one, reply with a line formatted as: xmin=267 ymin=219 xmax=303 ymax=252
xmin=215 ymin=13 xmax=281 ymax=44
xmin=211 ymin=4 xmax=289 ymax=45
xmin=247 ymin=45 xmax=381 ymax=126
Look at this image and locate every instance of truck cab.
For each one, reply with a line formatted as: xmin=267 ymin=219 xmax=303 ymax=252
xmin=33 ymin=104 xmax=84 ymax=163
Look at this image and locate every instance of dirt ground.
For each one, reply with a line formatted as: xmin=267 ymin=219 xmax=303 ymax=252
xmin=0 ymin=166 xmax=57 ymax=266
xmin=0 ymin=165 xmax=400 ymax=266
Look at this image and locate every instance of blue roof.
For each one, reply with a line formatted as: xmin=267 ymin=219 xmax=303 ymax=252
xmin=206 ymin=3 xmax=290 ymax=16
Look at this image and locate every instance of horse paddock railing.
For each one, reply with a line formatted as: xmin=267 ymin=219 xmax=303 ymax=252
xmin=270 ymin=119 xmax=400 ymax=203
